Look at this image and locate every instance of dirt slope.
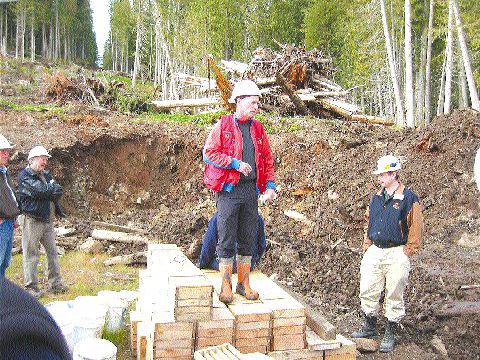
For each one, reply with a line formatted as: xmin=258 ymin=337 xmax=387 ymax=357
xmin=1 ymin=105 xmax=479 ymax=359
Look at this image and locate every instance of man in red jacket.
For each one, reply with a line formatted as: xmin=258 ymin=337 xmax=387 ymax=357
xmin=203 ymin=80 xmax=276 ymax=304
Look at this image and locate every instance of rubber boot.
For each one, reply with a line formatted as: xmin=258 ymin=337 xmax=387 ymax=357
xmin=351 ymin=315 xmax=378 ymax=338
xmin=379 ymin=321 xmax=397 ymax=353
xmin=236 ymin=262 xmax=259 ymax=300
xmin=219 ymin=263 xmax=234 ymax=304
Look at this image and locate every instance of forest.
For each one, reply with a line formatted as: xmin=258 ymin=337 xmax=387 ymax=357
xmin=1 ymin=0 xmax=479 ymax=127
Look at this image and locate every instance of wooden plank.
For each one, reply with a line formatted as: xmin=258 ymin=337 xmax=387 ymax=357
xmin=155 ymin=338 xmax=194 ymax=349
xmin=262 ymin=299 xmax=306 ymax=319
xmin=176 ymin=311 xmax=212 ymax=322
xmin=305 ymin=329 xmax=341 ymax=351
xmin=268 ymin=349 xmax=324 ymax=360
xmin=92 ymin=221 xmax=145 ymax=234
xmin=91 ymin=229 xmax=148 ymax=244
xmin=154 ymin=320 xmax=195 ymax=334
xmin=236 ymin=320 xmax=271 ymax=331
xmin=237 ymin=345 xmax=269 ymax=354
xmin=228 ymin=303 xmax=271 ymax=323
xmin=175 ymin=306 xmax=212 ymax=316
xmin=235 ymin=337 xmax=270 ymax=347
xmin=197 ymin=336 xmax=235 ymax=348
xmin=271 ymin=334 xmax=306 ymax=351
xmin=156 ymin=348 xmax=193 ymax=358
xmin=272 ymin=316 xmax=306 ymax=328
xmin=272 ymin=325 xmax=305 ymax=336
xmin=155 ymin=328 xmax=195 ymax=340
xmin=236 ymin=328 xmax=270 ymax=339
xmin=197 ymin=327 xmax=235 ymax=339
xmin=177 ymin=298 xmax=213 ymax=307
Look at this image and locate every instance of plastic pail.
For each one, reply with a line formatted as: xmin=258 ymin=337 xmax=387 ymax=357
xmin=73 ymin=338 xmax=117 ymax=360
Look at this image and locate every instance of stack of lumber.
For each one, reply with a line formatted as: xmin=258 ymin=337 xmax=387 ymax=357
xmin=193 ymin=343 xmax=244 ymax=360
xmin=263 ymin=298 xmax=306 ymax=351
xmin=131 ymin=244 xmax=356 ymax=360
xmin=196 ymin=300 xmax=235 ymax=349
xmin=229 ymin=303 xmax=272 ymax=354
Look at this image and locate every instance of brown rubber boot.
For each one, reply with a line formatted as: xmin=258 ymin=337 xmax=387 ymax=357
xmin=219 ymin=263 xmax=234 ymax=304
xmin=236 ymin=262 xmax=259 ymax=300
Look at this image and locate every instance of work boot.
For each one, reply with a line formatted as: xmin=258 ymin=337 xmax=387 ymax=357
xmin=49 ymin=283 xmax=69 ymax=294
xmin=351 ymin=315 xmax=378 ymax=338
xmin=379 ymin=321 xmax=398 ymax=353
xmin=219 ymin=263 xmax=234 ymax=304
xmin=236 ymin=261 xmax=259 ymax=300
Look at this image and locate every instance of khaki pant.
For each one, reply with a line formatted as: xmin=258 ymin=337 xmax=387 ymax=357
xmin=20 ymin=215 xmax=62 ymax=289
xmin=359 ymin=245 xmax=410 ymax=323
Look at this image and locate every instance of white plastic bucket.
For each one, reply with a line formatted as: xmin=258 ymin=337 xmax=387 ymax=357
xmin=45 ymin=301 xmax=75 ymax=351
xmin=104 ymin=298 xmax=127 ymax=332
xmin=73 ymin=338 xmax=117 ymax=360
xmin=71 ymin=296 xmax=108 ymax=346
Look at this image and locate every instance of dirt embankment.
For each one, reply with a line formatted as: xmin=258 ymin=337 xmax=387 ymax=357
xmin=1 ymin=107 xmax=479 ymax=360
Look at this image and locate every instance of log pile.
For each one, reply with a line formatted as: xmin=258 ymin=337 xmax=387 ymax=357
xmin=158 ymin=45 xmax=393 ymax=126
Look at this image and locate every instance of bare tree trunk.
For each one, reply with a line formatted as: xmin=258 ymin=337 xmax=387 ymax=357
xmin=55 ymin=3 xmax=60 ymax=61
xmin=416 ymin=20 xmax=427 ymax=124
xmin=15 ymin=8 xmax=20 ymax=58
xmin=443 ymin=0 xmax=454 ymax=114
xmin=437 ymin=54 xmax=447 ymax=115
xmin=424 ymin=0 xmax=435 ymax=124
xmin=404 ymin=0 xmax=415 ymax=127
xmin=457 ymin=38 xmax=469 ymax=108
xmin=30 ymin=14 xmax=35 ymax=62
xmin=452 ymin=0 xmax=480 ymax=111
xmin=380 ymin=0 xmax=405 ymax=125
xmin=132 ymin=0 xmax=142 ymax=88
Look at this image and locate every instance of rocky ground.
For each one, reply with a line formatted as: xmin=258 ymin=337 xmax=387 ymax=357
xmin=1 ymin=61 xmax=479 ymax=359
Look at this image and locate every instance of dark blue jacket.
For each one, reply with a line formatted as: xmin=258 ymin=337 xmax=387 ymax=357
xmin=198 ymin=213 xmax=266 ymax=272
xmin=367 ymin=185 xmax=421 ymax=248
xmin=17 ymin=167 xmax=64 ymax=223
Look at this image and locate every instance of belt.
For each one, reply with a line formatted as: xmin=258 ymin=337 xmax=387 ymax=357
xmin=374 ymin=241 xmax=401 ymax=249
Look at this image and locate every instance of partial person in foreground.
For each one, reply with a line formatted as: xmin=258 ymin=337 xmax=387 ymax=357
xmin=351 ymin=155 xmax=423 ymax=353
xmin=0 ymin=134 xmax=20 ymax=277
xmin=203 ymin=80 xmax=276 ymax=304
xmin=0 ymin=276 xmax=71 ymax=359
xmin=18 ymin=145 xmax=68 ymax=298
xmin=198 ymin=212 xmax=266 ymax=272
xmin=474 ymin=147 xmax=480 ymax=191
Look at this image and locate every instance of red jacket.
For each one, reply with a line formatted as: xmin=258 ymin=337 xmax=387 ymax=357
xmin=203 ymin=114 xmax=276 ymax=193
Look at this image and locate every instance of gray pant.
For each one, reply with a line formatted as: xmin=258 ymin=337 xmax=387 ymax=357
xmin=21 ymin=215 xmax=62 ymax=289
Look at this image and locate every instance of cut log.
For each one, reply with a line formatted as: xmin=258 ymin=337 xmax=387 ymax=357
xmin=91 ymin=229 xmax=149 ymax=244
xmin=152 ymin=98 xmax=222 ymax=109
xmin=276 ymin=71 xmax=310 ymax=116
xmin=220 ymin=59 xmax=248 ymax=76
xmin=92 ymin=221 xmax=145 ymax=234
xmin=104 ymin=251 xmax=147 ymax=266
xmin=350 ymin=114 xmax=395 ymax=126
xmin=280 ymin=91 xmax=350 ymax=102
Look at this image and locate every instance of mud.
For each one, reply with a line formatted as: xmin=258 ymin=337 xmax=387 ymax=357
xmin=1 ymin=106 xmax=479 ymax=360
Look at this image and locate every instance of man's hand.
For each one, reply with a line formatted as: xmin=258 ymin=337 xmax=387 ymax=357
xmin=404 ymin=247 xmax=415 ymax=257
xmin=238 ymin=161 xmax=252 ymax=176
xmin=261 ymin=188 xmax=277 ymax=203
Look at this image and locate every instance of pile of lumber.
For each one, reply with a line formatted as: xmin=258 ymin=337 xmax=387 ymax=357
xmin=153 ymin=45 xmax=393 ymax=126
xmin=130 ymin=243 xmax=357 ymax=359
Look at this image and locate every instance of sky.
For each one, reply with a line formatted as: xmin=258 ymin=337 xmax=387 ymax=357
xmin=91 ymin=0 xmax=110 ymax=65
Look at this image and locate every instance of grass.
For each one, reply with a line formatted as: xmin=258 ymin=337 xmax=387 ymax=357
xmin=0 ymin=98 xmax=65 ymax=115
xmin=6 ymin=251 xmax=138 ymax=358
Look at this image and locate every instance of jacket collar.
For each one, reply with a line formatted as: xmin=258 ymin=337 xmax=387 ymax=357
xmin=376 ymin=182 xmax=405 ymax=196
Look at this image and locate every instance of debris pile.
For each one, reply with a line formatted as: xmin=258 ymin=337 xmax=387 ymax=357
xmin=164 ymin=45 xmax=393 ymax=125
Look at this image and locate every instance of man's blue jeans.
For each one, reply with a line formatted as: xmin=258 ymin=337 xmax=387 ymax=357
xmin=0 ymin=219 xmax=14 ymax=276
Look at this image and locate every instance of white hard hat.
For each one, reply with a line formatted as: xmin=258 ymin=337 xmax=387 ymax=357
xmin=28 ymin=145 xmax=51 ymax=160
xmin=373 ymin=155 xmax=401 ymax=175
xmin=0 ymin=134 xmax=13 ymax=150
xmin=228 ymin=80 xmax=261 ymax=104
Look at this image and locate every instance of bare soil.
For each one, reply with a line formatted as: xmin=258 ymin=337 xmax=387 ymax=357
xmin=1 ymin=78 xmax=479 ymax=359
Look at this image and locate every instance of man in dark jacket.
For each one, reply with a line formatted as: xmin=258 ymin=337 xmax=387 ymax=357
xmin=0 ymin=134 xmax=20 ymax=277
xmin=18 ymin=145 xmax=68 ymax=298
xmin=0 ymin=276 xmax=71 ymax=359
xmin=198 ymin=213 xmax=266 ymax=272
xmin=351 ymin=155 xmax=423 ymax=353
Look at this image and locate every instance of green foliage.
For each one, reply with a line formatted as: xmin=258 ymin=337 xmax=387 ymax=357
xmin=141 ymin=111 xmax=227 ymax=126
xmin=0 ymin=99 xmax=65 ymax=114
